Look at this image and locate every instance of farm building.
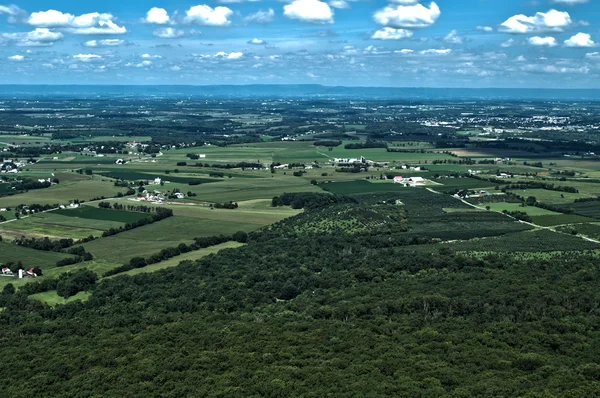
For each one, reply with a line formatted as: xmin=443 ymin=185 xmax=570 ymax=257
xmin=393 ymin=176 xmax=404 ymax=183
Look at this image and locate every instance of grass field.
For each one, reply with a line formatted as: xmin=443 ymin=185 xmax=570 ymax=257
xmin=482 ymin=202 xmax=561 ymax=216
xmin=507 ymin=189 xmax=591 ymax=204
xmin=28 ymin=291 xmax=91 ymax=306
xmin=114 ymin=241 xmax=245 ymax=277
xmin=0 ymin=208 xmax=150 ymax=240
xmin=0 ymin=179 xmax=126 ymax=208
xmin=54 ymin=207 xmax=151 ymax=223
xmin=321 ymin=180 xmax=410 ymax=195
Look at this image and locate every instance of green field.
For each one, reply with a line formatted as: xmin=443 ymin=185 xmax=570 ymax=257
xmin=54 ymin=207 xmax=151 ymax=223
xmin=482 ymin=202 xmax=561 ymax=216
xmin=321 ymin=180 xmax=411 ymax=195
xmin=0 ymin=179 xmax=126 ymax=208
xmin=114 ymin=241 xmax=245 ymax=277
xmin=507 ymin=188 xmax=591 ymax=204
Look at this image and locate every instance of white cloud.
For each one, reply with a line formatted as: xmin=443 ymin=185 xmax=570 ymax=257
xmin=550 ymin=0 xmax=587 ymax=4
xmin=8 ymin=54 xmax=24 ymax=61
xmin=1 ymin=28 xmax=63 ymax=47
xmin=476 ymin=26 xmax=493 ymax=32
xmin=419 ymin=48 xmax=451 ymax=55
xmin=395 ymin=49 xmax=415 ymax=54
xmin=184 ymin=5 xmax=233 ymax=26
xmin=371 ymin=27 xmax=413 ymax=40
xmin=499 ymin=10 xmax=571 ymax=34
xmin=374 ymin=2 xmax=440 ymax=29
xmin=244 ymin=9 xmax=275 ymax=24
xmin=73 ymin=54 xmax=102 ymax=61
xmin=444 ymin=30 xmax=463 ymax=44
xmin=27 ymin=10 xmax=127 ymax=35
xmin=528 ymin=36 xmax=558 ymax=46
xmin=284 ymin=0 xmax=334 ymax=24
xmin=585 ymin=52 xmax=600 ymax=59
xmin=389 ymin=0 xmax=419 ymax=4
xmin=136 ymin=60 xmax=153 ymax=67
xmin=144 ymin=8 xmax=170 ymax=24
xmin=248 ymin=38 xmax=266 ymax=44
xmin=214 ymin=51 xmax=244 ymax=59
xmin=329 ymin=0 xmax=349 ymax=9
xmin=84 ymin=39 xmax=125 ymax=47
xmin=564 ymin=32 xmax=595 ymax=47
xmin=171 ymin=65 xmax=181 ymax=71
xmin=0 ymin=4 xmax=24 ymax=19
xmin=141 ymin=54 xmax=162 ymax=59
xmin=153 ymin=27 xmax=185 ymax=38
xmin=501 ymin=38 xmax=516 ymax=48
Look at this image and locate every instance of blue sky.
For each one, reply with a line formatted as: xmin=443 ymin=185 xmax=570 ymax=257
xmin=0 ymin=0 xmax=599 ymax=87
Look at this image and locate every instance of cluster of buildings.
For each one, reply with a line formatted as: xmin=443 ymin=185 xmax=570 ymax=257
xmin=392 ymin=176 xmax=428 ymax=186
xmin=0 ymin=267 xmax=37 ymax=279
xmin=333 ymin=156 xmax=368 ymax=164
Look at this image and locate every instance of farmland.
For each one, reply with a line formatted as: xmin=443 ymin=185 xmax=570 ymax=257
xmin=2 ymin=96 xmax=600 ymax=397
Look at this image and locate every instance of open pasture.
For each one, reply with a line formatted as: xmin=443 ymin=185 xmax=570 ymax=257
xmin=0 ymin=179 xmax=126 ymax=208
xmin=482 ymin=202 xmax=561 ymax=216
xmin=54 ymin=206 xmax=151 ymax=223
xmin=114 ymin=241 xmax=245 ymax=277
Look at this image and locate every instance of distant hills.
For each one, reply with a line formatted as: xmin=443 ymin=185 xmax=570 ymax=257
xmin=1 ymin=84 xmax=600 ymax=100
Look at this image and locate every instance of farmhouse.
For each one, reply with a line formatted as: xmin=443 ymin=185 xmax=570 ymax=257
xmin=393 ymin=176 xmax=404 ymax=183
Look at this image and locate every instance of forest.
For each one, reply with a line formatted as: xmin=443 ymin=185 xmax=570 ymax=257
xmin=1 ymin=193 xmax=599 ymax=397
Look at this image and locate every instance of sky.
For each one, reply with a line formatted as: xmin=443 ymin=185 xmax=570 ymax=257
xmin=0 ymin=0 xmax=599 ymax=87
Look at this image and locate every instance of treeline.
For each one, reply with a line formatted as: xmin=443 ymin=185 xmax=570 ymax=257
xmin=192 ymin=162 xmax=263 ymax=169
xmin=313 ymin=140 xmax=341 ymax=147
xmin=344 ymin=141 xmax=387 ymax=150
xmin=98 ymin=202 xmax=165 ymax=213
xmin=272 ymin=192 xmax=357 ymax=210
xmin=104 ymin=233 xmax=247 ymax=277
xmin=213 ymin=202 xmax=238 ymax=209
xmin=503 ymin=182 xmax=579 ymax=194
xmin=102 ymin=208 xmax=173 ymax=237
xmin=14 ymin=269 xmax=97 ymax=299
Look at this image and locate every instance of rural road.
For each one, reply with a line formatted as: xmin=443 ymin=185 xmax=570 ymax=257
xmin=445 ymin=190 xmax=600 ymax=245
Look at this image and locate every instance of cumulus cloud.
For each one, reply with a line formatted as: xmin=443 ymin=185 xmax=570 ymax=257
xmin=284 ymin=0 xmax=334 ymax=24
xmin=144 ymin=8 xmax=170 ymax=24
xmin=84 ymin=39 xmax=125 ymax=47
xmin=476 ymin=26 xmax=493 ymax=32
xmin=499 ymin=10 xmax=571 ymax=34
xmin=373 ymin=2 xmax=440 ymax=29
xmin=215 ymin=51 xmax=244 ymax=59
xmin=248 ymin=38 xmax=266 ymax=44
xmin=1 ymin=28 xmax=63 ymax=46
xmin=528 ymin=36 xmax=558 ymax=46
xmin=27 ymin=10 xmax=127 ymax=34
xmin=184 ymin=5 xmax=233 ymax=26
xmin=564 ymin=32 xmax=595 ymax=47
xmin=395 ymin=48 xmax=415 ymax=54
xmin=420 ymin=48 xmax=451 ymax=55
xmin=141 ymin=54 xmax=162 ymax=59
xmin=371 ymin=27 xmax=413 ymax=40
xmin=153 ymin=27 xmax=185 ymax=38
xmin=136 ymin=60 xmax=153 ymax=67
xmin=329 ymin=0 xmax=349 ymax=9
xmin=8 ymin=54 xmax=24 ymax=61
xmin=444 ymin=30 xmax=463 ymax=44
xmin=585 ymin=52 xmax=600 ymax=59
xmin=245 ymin=9 xmax=275 ymax=24
xmin=73 ymin=54 xmax=102 ymax=61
